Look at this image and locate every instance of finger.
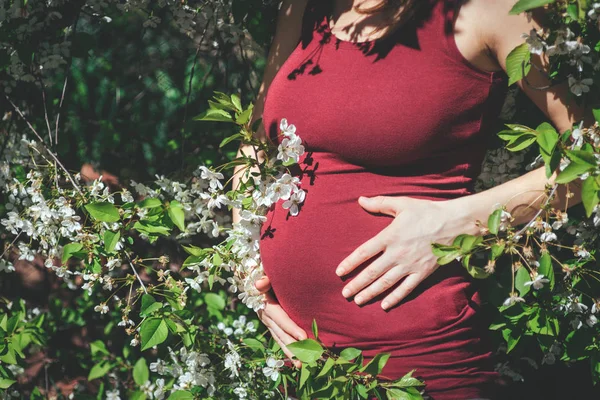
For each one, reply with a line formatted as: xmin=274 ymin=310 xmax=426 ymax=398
xmin=267 ymin=325 xmax=301 ymax=368
xmin=336 ymin=231 xmax=388 ymax=277
xmin=263 ymin=315 xmax=303 ymax=368
xmin=264 ymin=303 xmax=308 ymax=341
xmin=255 ymin=276 xmax=272 ymax=294
xmin=351 ymin=265 xmax=408 ymax=305
xmin=358 ymin=196 xmax=399 ymax=217
xmin=381 ymin=274 xmax=422 ymax=310
xmin=341 ymin=252 xmax=396 ymax=300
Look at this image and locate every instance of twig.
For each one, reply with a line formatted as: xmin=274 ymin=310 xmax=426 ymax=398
xmin=125 ymin=252 xmax=148 ymax=294
xmin=521 ymin=59 xmax=556 ymax=91
xmin=37 ymin=76 xmax=54 ymax=146
xmin=4 ymin=95 xmax=83 ymax=196
xmin=181 ymin=19 xmax=211 ymax=171
xmin=513 ymin=121 xmax=583 ymax=238
xmin=0 ymin=232 xmax=22 ymax=259
xmin=55 ymin=11 xmax=81 ymax=145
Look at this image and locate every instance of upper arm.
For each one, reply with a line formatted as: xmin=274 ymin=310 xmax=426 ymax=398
xmin=479 ymin=0 xmax=586 ymax=133
xmin=250 ymin=0 xmax=310 ymax=141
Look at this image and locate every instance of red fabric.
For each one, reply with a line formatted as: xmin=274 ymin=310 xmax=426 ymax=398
xmin=260 ymin=1 xmax=509 ymax=398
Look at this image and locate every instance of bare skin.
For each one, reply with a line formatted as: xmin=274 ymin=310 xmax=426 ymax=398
xmin=232 ymin=0 xmax=589 ymax=366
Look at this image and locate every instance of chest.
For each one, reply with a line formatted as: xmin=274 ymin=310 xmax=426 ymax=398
xmin=262 ymin=3 xmax=505 ymax=169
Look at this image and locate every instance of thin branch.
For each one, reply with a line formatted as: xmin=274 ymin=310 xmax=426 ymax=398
xmin=55 ymin=11 xmax=81 ymax=145
xmin=181 ymin=19 xmax=212 ymax=171
xmin=0 ymin=232 xmax=22 ymax=259
xmin=125 ymin=252 xmax=148 ymax=294
xmin=4 ymin=95 xmax=83 ymax=196
xmin=37 ymin=76 xmax=54 ymax=146
xmin=512 ymin=122 xmax=583 ymax=238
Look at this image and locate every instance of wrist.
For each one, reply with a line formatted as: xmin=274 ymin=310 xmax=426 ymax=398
xmin=443 ymin=194 xmax=488 ymax=237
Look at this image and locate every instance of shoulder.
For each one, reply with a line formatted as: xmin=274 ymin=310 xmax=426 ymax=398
xmin=460 ymin=0 xmax=543 ymax=66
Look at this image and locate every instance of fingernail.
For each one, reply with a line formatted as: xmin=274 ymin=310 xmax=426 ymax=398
xmin=381 ymin=301 xmax=389 ymax=310
xmin=355 ymin=295 xmax=363 ymax=304
xmin=342 ymin=288 xmax=350 ymax=297
xmin=336 ymin=267 xmax=344 ymax=276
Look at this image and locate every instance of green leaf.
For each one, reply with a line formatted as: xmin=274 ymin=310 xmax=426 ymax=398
xmin=90 ymin=340 xmax=110 ymax=356
xmin=340 ymin=347 xmax=362 ymax=361
xmin=361 ymin=353 xmax=390 ymax=376
xmin=592 ymin=352 xmax=600 ymax=386
xmin=555 ymin=162 xmax=592 ymax=184
xmin=566 ymin=3 xmax=579 ymax=20
xmin=465 ymin=264 xmax=491 ymax=279
xmin=129 ymin=391 xmax=146 ymax=400
xmin=236 ymin=104 xmax=254 ymax=125
xmin=242 ymin=338 xmax=265 ymax=353
xmin=528 ymin=308 xmax=559 ymax=336
xmin=538 ymin=252 xmax=554 ymax=291
xmin=140 ymin=318 xmax=169 ymax=351
xmin=509 ymin=0 xmax=556 ymax=14
xmin=562 ymin=329 xmax=593 ymax=361
xmin=593 ymin=109 xmax=600 ymax=124
xmin=287 ymin=339 xmax=324 ymax=364
xmin=133 ymin=221 xmax=171 ymax=236
xmin=356 ymin=384 xmax=369 ymax=399
xmin=0 ymin=379 xmax=16 ymax=389
xmin=502 ymin=328 xmax=522 ymax=353
xmin=204 ymin=293 xmax=225 ymax=310
xmin=431 ymin=244 xmax=462 ymax=265
xmin=212 ymin=252 xmax=222 ymax=267
xmin=491 ymin=242 xmax=505 ymax=260
xmin=167 ymin=201 xmax=185 ymax=231
xmin=167 ymin=391 xmax=194 ymax=400
xmin=231 ymin=93 xmax=242 ymax=111
xmin=103 ymin=230 xmax=120 ymax=254
xmin=138 ymin=198 xmax=162 ymax=208
xmin=85 ymin=202 xmax=120 ymax=223
xmin=566 ymin=149 xmax=598 ymax=167
xmin=133 ymin=358 xmax=149 ymax=386
xmin=140 ymin=294 xmax=163 ymax=316
xmin=536 ymin=123 xmax=559 ymax=155
xmin=62 ymin=243 xmax=83 ymax=264
xmin=506 ymin=42 xmax=531 ymax=86
xmin=487 ymin=209 xmax=503 ymax=235
xmin=312 ymin=319 xmax=319 ymax=340
xmin=219 ymin=133 xmax=243 ymax=148
xmin=88 ymin=361 xmax=112 ymax=380
xmin=506 ymin=135 xmax=537 ymax=151
xmin=182 ymin=245 xmax=209 ymax=257
xmin=581 ymin=176 xmax=600 ymax=217
xmin=543 ymin=148 xmax=562 ymax=179
xmin=395 ymin=369 xmax=425 ymax=387
xmin=515 ymin=265 xmax=531 ymax=297
xmin=316 ymin=357 xmax=335 ymax=378
xmin=193 ymin=108 xmax=233 ymax=122
xmin=299 ymin=363 xmax=311 ymax=389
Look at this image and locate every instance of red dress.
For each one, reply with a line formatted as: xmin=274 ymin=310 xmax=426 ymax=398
xmin=259 ymin=1 xmax=509 ymax=398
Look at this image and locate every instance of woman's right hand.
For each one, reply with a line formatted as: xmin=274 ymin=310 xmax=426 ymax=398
xmin=255 ymin=276 xmax=307 ymax=368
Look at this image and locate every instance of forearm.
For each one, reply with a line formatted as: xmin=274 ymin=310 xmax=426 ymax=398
xmin=446 ymin=165 xmax=583 ymax=236
xmin=231 ymin=142 xmax=266 ymax=225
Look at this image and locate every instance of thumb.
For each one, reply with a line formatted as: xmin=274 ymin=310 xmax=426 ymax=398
xmin=358 ymin=196 xmax=401 ymax=217
xmin=254 ymin=276 xmax=272 ymax=294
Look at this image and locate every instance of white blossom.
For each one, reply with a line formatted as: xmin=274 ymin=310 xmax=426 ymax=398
xmin=262 ymin=356 xmax=284 ymax=381
xmin=524 ymin=273 xmax=550 ymax=290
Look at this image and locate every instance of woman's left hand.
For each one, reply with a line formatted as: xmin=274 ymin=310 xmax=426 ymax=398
xmin=336 ymin=195 xmax=477 ymax=310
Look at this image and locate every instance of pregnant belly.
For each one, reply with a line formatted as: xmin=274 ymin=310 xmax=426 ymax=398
xmin=258 ymin=170 xmax=485 ymax=359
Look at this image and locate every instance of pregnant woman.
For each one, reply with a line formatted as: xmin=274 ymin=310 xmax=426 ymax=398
xmin=233 ymin=0 xmax=585 ymax=398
